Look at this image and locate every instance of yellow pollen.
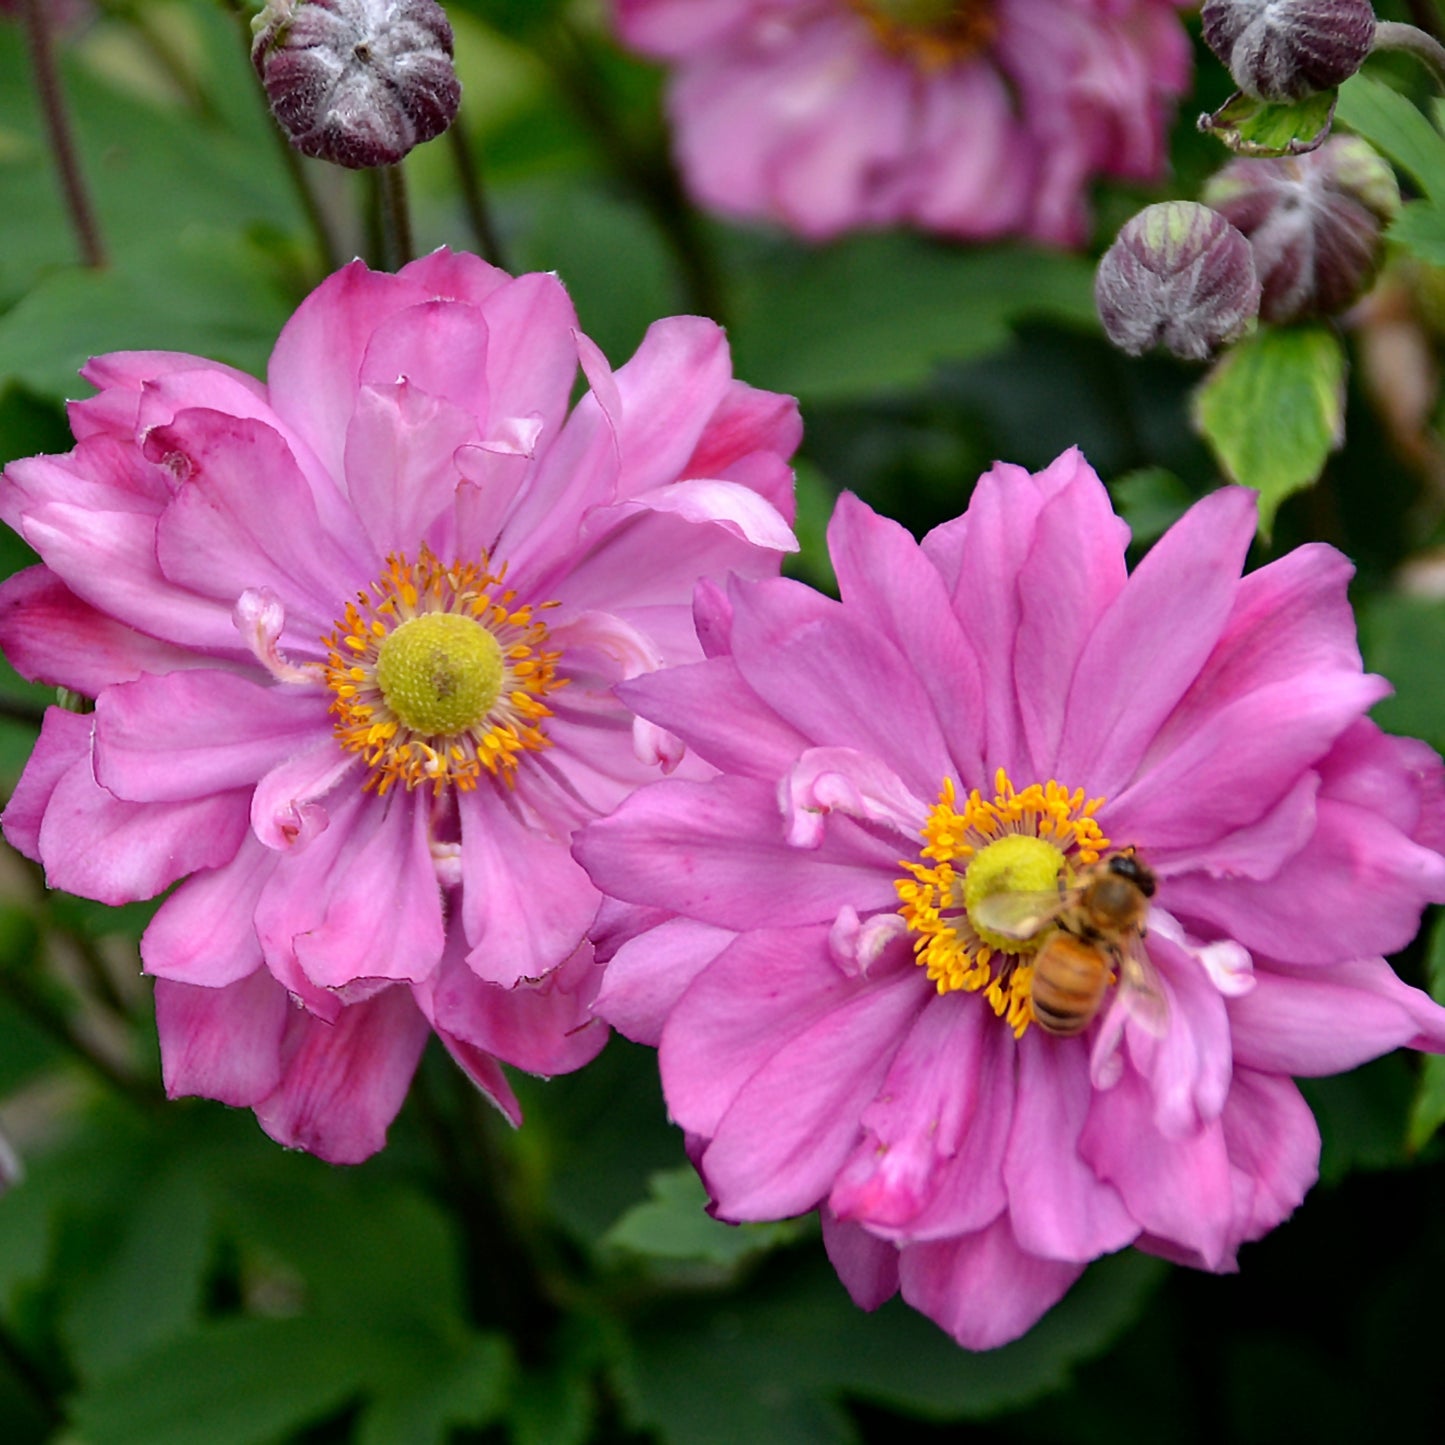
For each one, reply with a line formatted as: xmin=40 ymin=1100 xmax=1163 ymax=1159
xmin=374 ymin=612 xmax=505 ymax=737
xmin=894 ymin=770 xmax=1109 ymax=1037
xmin=848 ymin=0 xmax=996 ymax=69
xmin=322 ymin=547 xmax=566 ymax=795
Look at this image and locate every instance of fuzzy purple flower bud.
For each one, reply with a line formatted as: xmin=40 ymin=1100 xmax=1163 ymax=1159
xmin=1096 ymin=202 xmax=1262 ymax=362
xmin=1201 ymin=0 xmax=1377 ymax=103
xmin=251 ymin=0 xmax=460 ymax=169
xmin=1203 ymin=137 xmax=1399 ymax=324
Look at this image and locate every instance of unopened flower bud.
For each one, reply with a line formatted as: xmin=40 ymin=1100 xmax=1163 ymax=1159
xmin=1203 ymin=137 xmax=1399 ymax=323
xmin=1096 ymin=202 xmax=1262 ymax=361
xmin=251 ymin=0 xmax=460 ymax=169
xmin=1201 ymin=0 xmax=1376 ymax=104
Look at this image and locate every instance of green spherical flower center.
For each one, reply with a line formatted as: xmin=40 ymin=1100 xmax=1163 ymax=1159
xmin=962 ymin=834 xmax=1065 ymax=954
xmin=374 ymin=612 xmax=504 ymax=737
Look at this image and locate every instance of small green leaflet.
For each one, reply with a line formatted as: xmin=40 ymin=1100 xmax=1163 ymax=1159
xmin=1197 ymin=89 xmax=1335 ymax=157
xmin=1192 ymin=324 xmax=1346 ymax=534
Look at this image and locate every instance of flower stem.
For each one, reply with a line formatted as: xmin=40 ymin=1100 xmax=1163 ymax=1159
xmin=374 ymin=164 xmax=415 ymax=270
xmin=1374 ymin=21 xmax=1445 ymax=88
xmin=218 ymin=0 xmax=343 ymax=275
xmin=19 ymin=0 xmax=106 ymax=268
xmin=447 ymin=121 xmax=510 ymax=271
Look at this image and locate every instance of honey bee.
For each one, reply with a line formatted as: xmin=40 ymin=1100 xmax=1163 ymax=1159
xmin=971 ymin=851 xmax=1164 ymax=1038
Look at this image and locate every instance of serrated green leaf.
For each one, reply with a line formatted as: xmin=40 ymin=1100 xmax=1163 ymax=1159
xmin=1385 ymin=200 xmax=1445 ymax=265
xmin=727 ymin=236 xmax=1096 ymax=403
xmin=1197 ymin=89 xmax=1335 ymax=157
xmin=1192 ymin=324 xmax=1346 ymax=533
xmin=603 ymin=1167 xmax=799 ymax=1267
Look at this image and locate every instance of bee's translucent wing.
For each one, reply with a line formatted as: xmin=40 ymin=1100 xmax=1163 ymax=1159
xmin=1117 ymin=942 xmax=1168 ymax=1037
xmin=969 ymin=889 xmax=1067 ymax=941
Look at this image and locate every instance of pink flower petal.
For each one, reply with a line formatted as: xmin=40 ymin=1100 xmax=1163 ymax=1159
xmin=253 ymin=985 xmax=431 ymax=1165
xmin=143 ymin=838 xmax=276 ymax=988
xmin=0 ymin=566 xmax=207 ymax=694
xmin=1004 ymin=1031 xmax=1138 ymax=1262
xmin=830 ymin=991 xmax=1011 ymax=1240
xmin=93 ymin=670 xmax=323 ymax=802
xmin=827 ymin=493 xmax=988 ymax=786
xmin=700 ymin=964 xmax=927 ymax=1220
xmin=897 ymin=1216 xmax=1086 ymax=1351
xmin=821 ymin=1211 xmax=900 ymax=1311
xmin=455 ymin=787 xmax=599 ymax=987
xmin=150 ymin=410 xmax=374 ymax=644
xmin=575 ymin=775 xmax=902 ymax=931
xmin=155 ymin=971 xmax=288 ymax=1107
xmin=1054 ymin=487 xmax=1258 ymax=796
xmin=1229 ymin=957 xmax=1445 ymax=1075
xmin=593 ymin=916 xmax=736 ymax=1046
xmin=421 ymin=942 xmax=608 ymax=1076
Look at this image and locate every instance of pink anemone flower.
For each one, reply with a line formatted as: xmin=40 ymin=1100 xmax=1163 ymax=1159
xmin=0 ymin=250 xmax=800 ymax=1164
xmin=575 ymin=449 xmax=1445 ymax=1349
xmin=609 ymin=0 xmax=1193 ymax=245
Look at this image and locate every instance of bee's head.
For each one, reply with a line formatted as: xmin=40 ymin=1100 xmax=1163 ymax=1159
xmin=1107 ymin=850 xmax=1156 ymax=897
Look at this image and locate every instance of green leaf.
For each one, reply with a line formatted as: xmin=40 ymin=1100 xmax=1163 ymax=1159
xmin=1383 ymin=200 xmax=1445 ymax=265
xmin=57 ymin=1165 xmax=212 ymax=1382
xmin=1108 ymin=467 xmax=1195 ymax=546
xmin=1191 ymin=324 xmax=1346 ymax=533
xmin=0 ymin=231 xmax=292 ymax=400
xmin=1358 ymin=594 xmax=1445 ymax=756
xmin=1336 ymin=72 xmax=1445 ymax=198
xmin=0 ymin=20 xmax=301 ymax=309
xmin=727 ymin=236 xmax=1096 ymax=403
xmin=1335 ymin=73 xmax=1445 ymax=267
xmin=354 ymin=1329 xmax=513 ymax=1445
xmin=783 ymin=459 xmax=840 ymax=596
xmin=603 ymin=1167 xmax=800 ymax=1268
xmin=1197 ymin=89 xmax=1336 ymax=157
xmin=1299 ymin=1054 xmax=1416 ymax=1185
xmin=67 ymin=1315 xmax=373 ymax=1445
xmin=615 ymin=1247 xmax=1165 ymax=1445
xmin=508 ymin=1361 xmax=595 ymax=1445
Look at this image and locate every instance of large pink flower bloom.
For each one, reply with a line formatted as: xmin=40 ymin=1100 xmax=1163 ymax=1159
xmin=576 ymin=450 xmax=1445 ymax=1349
xmin=0 ymin=250 xmax=800 ymax=1164
xmin=610 ymin=0 xmax=1193 ymax=244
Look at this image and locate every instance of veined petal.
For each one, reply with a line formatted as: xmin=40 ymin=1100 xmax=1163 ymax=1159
xmin=253 ymin=985 xmax=431 ymax=1165
xmin=897 ymin=1217 xmax=1085 ymax=1351
xmin=155 ymin=972 xmax=288 ymax=1108
xmin=94 ymin=671 xmax=323 ymax=803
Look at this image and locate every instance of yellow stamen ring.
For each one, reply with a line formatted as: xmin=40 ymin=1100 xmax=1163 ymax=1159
xmin=894 ymin=770 xmax=1109 ymax=1037
xmin=847 ymin=0 xmax=997 ymax=70
xmin=323 ymin=547 xmax=566 ymax=795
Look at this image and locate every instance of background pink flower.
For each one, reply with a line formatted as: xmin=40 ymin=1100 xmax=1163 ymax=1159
xmin=610 ymin=0 xmax=1193 ymax=244
xmin=576 ymin=449 xmax=1445 ymax=1348
xmin=0 ymin=250 xmax=800 ymax=1164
